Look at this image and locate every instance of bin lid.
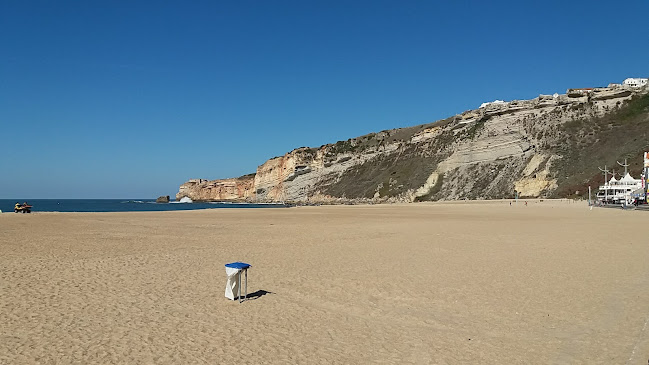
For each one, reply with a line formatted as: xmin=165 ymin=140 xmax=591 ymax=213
xmin=225 ymin=262 xmax=251 ymax=269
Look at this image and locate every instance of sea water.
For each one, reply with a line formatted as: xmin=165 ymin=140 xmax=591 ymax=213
xmin=0 ymin=199 xmax=287 ymax=213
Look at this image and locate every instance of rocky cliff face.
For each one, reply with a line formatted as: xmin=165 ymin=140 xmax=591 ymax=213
xmin=177 ymin=84 xmax=649 ymax=203
xmin=176 ymin=175 xmax=255 ymax=202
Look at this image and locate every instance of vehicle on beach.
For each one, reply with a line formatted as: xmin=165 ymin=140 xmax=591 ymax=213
xmin=14 ymin=203 xmax=32 ymax=213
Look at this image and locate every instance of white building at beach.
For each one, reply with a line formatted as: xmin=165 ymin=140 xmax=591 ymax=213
xmin=623 ymin=78 xmax=648 ymax=88
xmin=597 ymin=173 xmax=643 ymax=205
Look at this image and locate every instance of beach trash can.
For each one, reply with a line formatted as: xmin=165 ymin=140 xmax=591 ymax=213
xmin=225 ymin=262 xmax=251 ymax=302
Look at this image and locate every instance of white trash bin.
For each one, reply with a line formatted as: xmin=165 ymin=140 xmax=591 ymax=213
xmin=224 ymin=262 xmax=251 ymax=302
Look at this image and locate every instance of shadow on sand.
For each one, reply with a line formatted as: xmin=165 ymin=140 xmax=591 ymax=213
xmin=239 ymin=290 xmax=273 ymax=301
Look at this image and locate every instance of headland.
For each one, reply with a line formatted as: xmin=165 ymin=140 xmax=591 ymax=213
xmin=177 ymin=79 xmax=649 ymax=205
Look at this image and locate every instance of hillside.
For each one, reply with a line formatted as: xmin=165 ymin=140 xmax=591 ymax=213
xmin=177 ymin=83 xmax=649 ymax=203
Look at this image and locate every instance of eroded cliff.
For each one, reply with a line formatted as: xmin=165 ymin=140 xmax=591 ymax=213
xmin=176 ymin=175 xmax=255 ymax=202
xmin=177 ymin=83 xmax=649 ymax=203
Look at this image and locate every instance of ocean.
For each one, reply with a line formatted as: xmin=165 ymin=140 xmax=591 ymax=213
xmin=0 ymin=199 xmax=288 ymax=213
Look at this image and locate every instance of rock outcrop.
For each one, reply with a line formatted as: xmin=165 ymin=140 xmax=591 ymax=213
xmin=178 ymin=82 xmax=649 ymax=202
xmin=156 ymin=195 xmax=170 ymax=203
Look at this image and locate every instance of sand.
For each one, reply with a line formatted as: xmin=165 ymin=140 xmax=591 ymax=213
xmin=2 ymin=201 xmax=649 ymax=364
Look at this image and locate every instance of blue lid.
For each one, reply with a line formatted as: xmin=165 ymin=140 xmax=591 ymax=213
xmin=225 ymin=262 xmax=251 ymax=269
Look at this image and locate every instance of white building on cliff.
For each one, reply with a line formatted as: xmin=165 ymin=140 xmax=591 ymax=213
xmin=479 ymin=100 xmax=506 ymax=108
xmin=623 ymin=78 xmax=648 ymax=88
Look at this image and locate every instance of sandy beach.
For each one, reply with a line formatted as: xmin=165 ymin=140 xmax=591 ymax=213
xmin=2 ymin=201 xmax=649 ymax=364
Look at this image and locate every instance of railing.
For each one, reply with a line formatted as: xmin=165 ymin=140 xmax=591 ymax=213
xmin=599 ymin=185 xmax=642 ymax=190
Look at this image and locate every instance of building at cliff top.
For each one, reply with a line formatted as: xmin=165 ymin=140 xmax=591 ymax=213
xmin=623 ymin=78 xmax=648 ymax=88
xmin=478 ymin=78 xmax=644 ymax=110
xmin=479 ymin=100 xmax=506 ymax=108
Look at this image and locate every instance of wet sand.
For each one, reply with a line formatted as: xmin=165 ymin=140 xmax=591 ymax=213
xmin=2 ymin=201 xmax=649 ymax=364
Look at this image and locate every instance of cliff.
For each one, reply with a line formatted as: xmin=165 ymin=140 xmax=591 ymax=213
xmin=177 ymin=175 xmax=255 ymax=202
xmin=177 ymin=83 xmax=649 ymax=203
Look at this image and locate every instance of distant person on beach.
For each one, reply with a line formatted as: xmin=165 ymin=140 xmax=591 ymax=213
xmin=15 ymin=202 xmax=20 ymax=211
xmin=525 ymin=201 xmax=528 ymax=206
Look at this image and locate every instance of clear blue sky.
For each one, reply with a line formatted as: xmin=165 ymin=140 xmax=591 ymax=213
xmin=1 ymin=1 xmax=647 ymax=198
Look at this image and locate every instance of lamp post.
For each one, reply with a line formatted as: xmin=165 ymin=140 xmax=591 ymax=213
xmin=643 ymin=152 xmax=649 ymax=204
xmin=617 ymin=158 xmax=629 ymax=176
xmin=642 ymin=167 xmax=649 ymax=204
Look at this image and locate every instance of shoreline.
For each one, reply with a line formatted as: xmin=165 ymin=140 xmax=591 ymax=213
xmin=0 ymin=197 xmax=627 ymax=215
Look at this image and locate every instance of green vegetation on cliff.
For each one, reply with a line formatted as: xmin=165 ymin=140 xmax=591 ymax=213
xmin=550 ymin=93 xmax=649 ymax=198
xmin=319 ymin=90 xmax=648 ymax=201
xmin=319 ymin=145 xmax=445 ymax=199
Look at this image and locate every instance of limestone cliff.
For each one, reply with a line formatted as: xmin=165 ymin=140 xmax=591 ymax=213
xmin=178 ymin=82 xmax=649 ymax=202
xmin=176 ymin=175 xmax=255 ymax=202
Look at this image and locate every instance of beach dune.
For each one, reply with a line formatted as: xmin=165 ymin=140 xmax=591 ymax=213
xmin=2 ymin=202 xmax=649 ymax=363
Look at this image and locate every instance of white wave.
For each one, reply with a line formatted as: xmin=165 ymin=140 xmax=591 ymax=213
xmin=178 ymin=197 xmax=193 ymax=203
